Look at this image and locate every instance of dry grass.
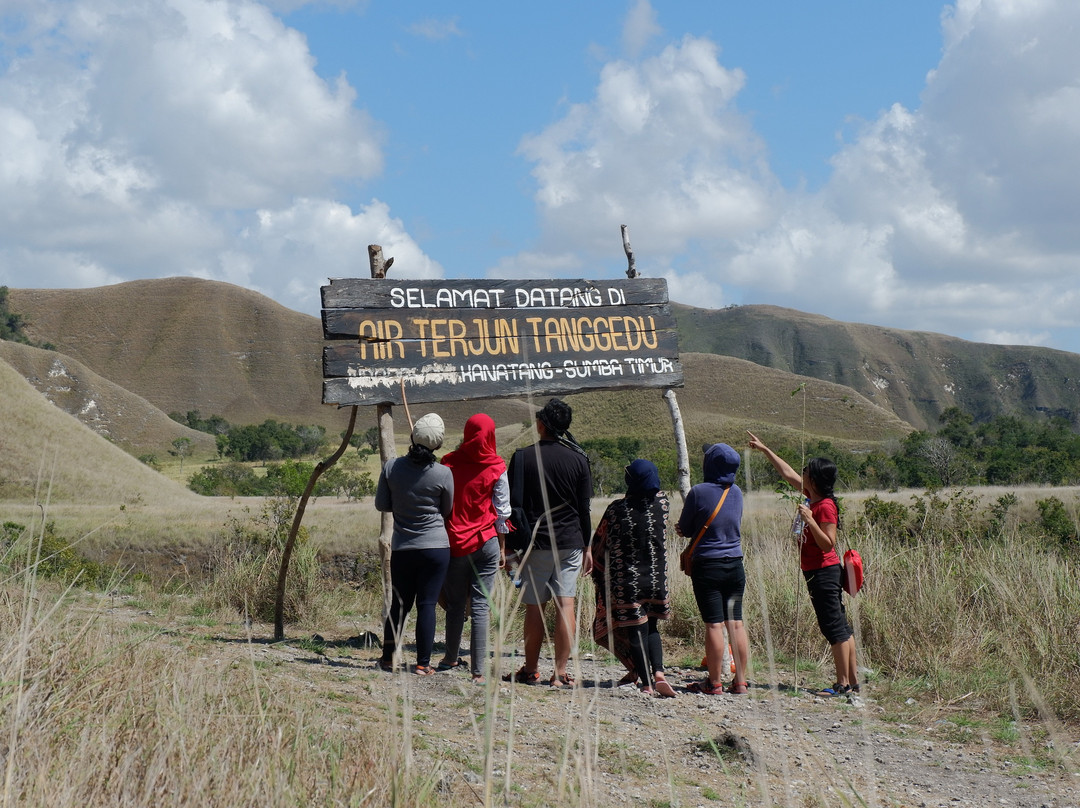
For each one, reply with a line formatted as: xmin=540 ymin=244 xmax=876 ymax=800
xmin=2 ymin=483 xmax=1079 ymax=807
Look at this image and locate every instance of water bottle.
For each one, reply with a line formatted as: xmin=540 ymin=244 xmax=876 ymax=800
xmin=505 ymin=551 xmax=524 ymax=588
xmin=791 ymin=499 xmax=808 ymax=539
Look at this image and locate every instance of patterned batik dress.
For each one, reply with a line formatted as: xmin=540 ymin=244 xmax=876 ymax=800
xmin=590 ymin=493 xmax=671 ymax=669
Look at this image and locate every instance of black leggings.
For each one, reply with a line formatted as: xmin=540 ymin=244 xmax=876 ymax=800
xmin=382 ymin=547 xmax=451 ymax=666
xmin=625 ymin=618 xmax=664 ymax=685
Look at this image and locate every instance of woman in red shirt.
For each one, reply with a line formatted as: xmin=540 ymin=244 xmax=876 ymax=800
xmin=748 ymin=431 xmax=858 ymax=696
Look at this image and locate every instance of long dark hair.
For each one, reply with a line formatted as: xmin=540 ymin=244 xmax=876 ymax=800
xmin=805 ymin=457 xmax=842 ymax=528
xmin=407 ymin=443 xmax=437 ymax=466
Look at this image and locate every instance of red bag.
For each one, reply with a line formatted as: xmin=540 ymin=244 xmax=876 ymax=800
xmin=842 ymin=549 xmax=864 ymax=596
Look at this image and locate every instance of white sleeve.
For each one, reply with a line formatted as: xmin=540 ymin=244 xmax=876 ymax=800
xmin=492 ymin=471 xmax=510 ymax=533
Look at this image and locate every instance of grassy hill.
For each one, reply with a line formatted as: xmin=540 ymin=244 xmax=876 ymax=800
xmin=675 ymin=302 xmax=1080 ymax=430
xmin=10 ymin=277 xmax=335 ymax=430
xmin=0 ymin=341 xmax=215 ymax=457
xmin=560 ymin=351 xmax=912 ymax=456
xmin=0 ymin=356 xmax=204 ymax=505
xmin=6 ymin=278 xmax=913 ymax=460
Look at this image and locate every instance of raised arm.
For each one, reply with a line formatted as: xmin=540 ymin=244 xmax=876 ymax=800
xmin=747 ymin=431 xmax=804 ymax=492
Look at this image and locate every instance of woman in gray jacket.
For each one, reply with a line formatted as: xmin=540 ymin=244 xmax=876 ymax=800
xmin=375 ymin=413 xmax=454 ymax=675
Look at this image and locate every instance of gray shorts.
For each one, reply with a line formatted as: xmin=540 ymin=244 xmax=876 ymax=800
xmin=518 ymin=548 xmax=583 ymax=605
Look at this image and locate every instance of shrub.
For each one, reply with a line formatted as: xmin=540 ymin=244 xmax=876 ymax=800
xmin=202 ymin=498 xmax=330 ymax=626
xmin=1 ymin=520 xmax=111 ymax=587
xmin=1035 ymin=497 xmax=1078 ymax=550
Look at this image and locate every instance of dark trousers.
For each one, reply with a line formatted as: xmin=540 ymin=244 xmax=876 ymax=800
xmin=382 ymin=547 xmax=451 ymax=667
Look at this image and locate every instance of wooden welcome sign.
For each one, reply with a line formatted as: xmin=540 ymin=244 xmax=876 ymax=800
xmin=321 ymin=278 xmax=683 ymax=406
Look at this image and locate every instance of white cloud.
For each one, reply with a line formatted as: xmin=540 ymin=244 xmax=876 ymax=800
xmin=974 ymin=329 xmax=1051 ymax=348
xmin=0 ymin=0 xmax=420 ymax=315
xmin=514 ymin=0 xmax=1080 ymax=351
xmin=233 ymin=198 xmax=444 ymax=313
xmin=519 ymin=34 xmax=777 ymax=256
xmin=622 ymin=0 xmax=661 ymax=58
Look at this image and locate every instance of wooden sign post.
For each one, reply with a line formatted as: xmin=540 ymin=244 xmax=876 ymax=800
xmin=320 ymin=278 xmax=683 ymax=406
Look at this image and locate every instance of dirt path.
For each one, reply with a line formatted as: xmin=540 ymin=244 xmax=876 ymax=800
xmin=123 ymin=602 xmax=1079 ymax=808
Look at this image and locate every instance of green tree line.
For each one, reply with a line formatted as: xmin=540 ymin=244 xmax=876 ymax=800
xmin=170 ymin=410 xmax=328 ymax=462
xmin=742 ymin=407 xmax=1080 ymax=494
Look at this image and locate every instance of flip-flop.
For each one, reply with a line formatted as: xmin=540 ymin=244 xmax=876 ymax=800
xmin=413 ymin=664 xmax=436 ymax=676
xmin=436 ymin=658 xmax=467 ymax=672
xmin=653 ymin=677 xmax=678 ymax=698
xmin=816 ymin=683 xmax=852 ymax=697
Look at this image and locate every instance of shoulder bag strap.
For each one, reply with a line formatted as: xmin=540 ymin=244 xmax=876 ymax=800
xmin=684 ymin=485 xmax=730 ymax=559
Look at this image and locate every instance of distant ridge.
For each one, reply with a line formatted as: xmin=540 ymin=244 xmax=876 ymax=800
xmin=674 ymin=303 xmax=1080 ymax=430
xmin=10 ymin=277 xmax=335 ymax=430
xmin=9 ymin=277 xmax=1073 ymax=453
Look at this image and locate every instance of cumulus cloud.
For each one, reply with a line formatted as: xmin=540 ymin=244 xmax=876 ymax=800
xmin=515 ymin=0 xmax=1080 ymax=350
xmin=0 ymin=0 xmax=421 ymax=314
xmin=519 ymin=34 xmax=778 ymax=263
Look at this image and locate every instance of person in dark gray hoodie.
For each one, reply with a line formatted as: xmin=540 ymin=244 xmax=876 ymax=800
xmin=375 ymin=413 xmax=454 ymax=676
xmin=675 ymin=442 xmax=750 ymax=695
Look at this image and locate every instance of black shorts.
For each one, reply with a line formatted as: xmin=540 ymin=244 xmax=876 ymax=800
xmin=803 ymin=564 xmax=852 ymax=645
xmin=691 ymin=556 xmax=745 ymax=624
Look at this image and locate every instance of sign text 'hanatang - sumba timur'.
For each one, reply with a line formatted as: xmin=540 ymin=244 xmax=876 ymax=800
xmin=321 ymin=278 xmax=683 ymax=406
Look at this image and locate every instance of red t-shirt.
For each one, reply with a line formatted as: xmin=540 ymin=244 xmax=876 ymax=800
xmin=800 ymin=497 xmax=841 ymax=572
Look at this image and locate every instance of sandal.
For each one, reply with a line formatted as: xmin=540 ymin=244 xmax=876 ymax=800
xmin=471 ymin=675 xmax=485 ymax=686
xmin=376 ymin=658 xmax=394 ymax=673
xmin=436 ymin=658 xmax=467 ymax=672
xmin=816 ymin=683 xmax=852 ymax=697
xmin=501 ymin=666 xmax=542 ymax=685
xmin=653 ymin=674 xmax=677 ymax=698
xmin=413 ymin=664 xmax=436 ymax=676
xmin=639 ymin=685 xmax=656 ymax=696
xmin=550 ymin=672 xmax=576 ymax=688
xmin=726 ymin=681 xmax=749 ymax=695
xmin=686 ymin=678 xmax=725 ymax=695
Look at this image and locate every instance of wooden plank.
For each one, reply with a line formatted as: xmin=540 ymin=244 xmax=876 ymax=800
xmin=321 ymin=277 xmax=668 ymax=310
xmin=323 ymin=303 xmax=674 ymax=347
xmin=323 ymin=326 xmax=680 ymax=376
xmin=323 ymin=355 xmax=684 ymax=406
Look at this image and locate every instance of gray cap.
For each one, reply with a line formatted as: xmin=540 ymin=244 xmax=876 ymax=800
xmin=411 ymin=413 xmax=445 ymax=450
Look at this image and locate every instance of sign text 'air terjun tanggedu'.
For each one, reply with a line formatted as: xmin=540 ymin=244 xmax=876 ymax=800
xmin=321 ymin=278 xmax=682 ymax=406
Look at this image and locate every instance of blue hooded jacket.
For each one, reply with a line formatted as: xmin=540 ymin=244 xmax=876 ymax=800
xmin=676 ymin=443 xmax=744 ymax=559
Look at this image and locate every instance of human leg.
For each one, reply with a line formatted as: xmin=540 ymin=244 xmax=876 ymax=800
xmin=805 ymin=565 xmax=854 ymax=690
xmin=439 ymin=555 xmax=469 ymax=668
xmin=549 ymin=549 xmax=583 ymax=683
xmin=692 ymin=557 xmax=744 ymax=689
xmin=625 ymin=623 xmax=653 ymax=689
xmin=412 ymin=547 xmax=451 ymax=668
xmin=467 ymin=537 xmax=500 ymax=679
xmin=702 ymin=622 xmax=728 ymax=688
xmin=522 ymin=603 xmax=546 ymax=673
xmin=381 ymin=551 xmax=418 ymax=665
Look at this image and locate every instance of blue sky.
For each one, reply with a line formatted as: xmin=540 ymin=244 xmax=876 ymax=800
xmin=2 ymin=0 xmax=1079 ymax=354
